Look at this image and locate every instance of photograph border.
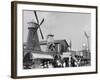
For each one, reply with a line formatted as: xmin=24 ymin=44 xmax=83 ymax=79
xmin=11 ymin=1 xmax=98 ymax=79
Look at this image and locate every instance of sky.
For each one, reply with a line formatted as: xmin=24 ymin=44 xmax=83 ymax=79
xmin=23 ymin=10 xmax=91 ymax=51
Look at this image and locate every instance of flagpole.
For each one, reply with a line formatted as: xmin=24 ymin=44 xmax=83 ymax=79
xmin=69 ymin=40 xmax=72 ymax=50
xmin=87 ymin=36 xmax=89 ymax=51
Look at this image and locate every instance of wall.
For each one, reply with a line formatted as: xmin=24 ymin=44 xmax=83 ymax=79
xmin=0 ymin=0 xmax=99 ymax=80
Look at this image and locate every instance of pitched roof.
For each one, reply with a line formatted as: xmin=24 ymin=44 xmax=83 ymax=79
xmin=40 ymin=39 xmax=69 ymax=47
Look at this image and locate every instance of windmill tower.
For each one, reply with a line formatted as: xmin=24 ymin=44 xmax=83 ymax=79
xmin=26 ymin=11 xmax=44 ymax=51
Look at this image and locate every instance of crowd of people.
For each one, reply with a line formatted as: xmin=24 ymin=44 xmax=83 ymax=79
xmin=36 ymin=57 xmax=80 ymax=69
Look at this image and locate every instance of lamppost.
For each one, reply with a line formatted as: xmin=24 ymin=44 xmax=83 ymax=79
xmin=84 ymin=31 xmax=90 ymax=63
xmin=84 ymin=31 xmax=90 ymax=51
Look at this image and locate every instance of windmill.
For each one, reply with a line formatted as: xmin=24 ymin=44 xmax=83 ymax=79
xmin=26 ymin=10 xmax=44 ymax=51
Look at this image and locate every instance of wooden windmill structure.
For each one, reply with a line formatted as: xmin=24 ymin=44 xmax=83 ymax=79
xmin=26 ymin=11 xmax=44 ymax=51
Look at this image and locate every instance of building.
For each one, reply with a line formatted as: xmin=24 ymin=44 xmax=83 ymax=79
xmin=40 ymin=39 xmax=69 ymax=54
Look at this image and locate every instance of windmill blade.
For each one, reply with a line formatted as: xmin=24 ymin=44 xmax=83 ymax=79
xmin=34 ymin=10 xmax=44 ymax=39
xmin=39 ymin=19 xmax=44 ymax=39
xmin=33 ymin=24 xmax=44 ymax=39
xmin=39 ymin=27 xmax=44 ymax=39
xmin=39 ymin=18 xmax=44 ymax=26
xmin=34 ymin=10 xmax=39 ymax=23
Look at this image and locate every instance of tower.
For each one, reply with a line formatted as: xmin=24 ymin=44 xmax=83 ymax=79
xmin=26 ymin=22 xmax=41 ymax=51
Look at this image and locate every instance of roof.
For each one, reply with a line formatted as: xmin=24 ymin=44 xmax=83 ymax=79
xmin=40 ymin=40 xmax=69 ymax=47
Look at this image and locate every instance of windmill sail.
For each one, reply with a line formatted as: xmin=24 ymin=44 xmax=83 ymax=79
xmin=34 ymin=10 xmax=44 ymax=39
xmin=34 ymin=11 xmax=39 ymax=23
xmin=39 ymin=19 xmax=44 ymax=39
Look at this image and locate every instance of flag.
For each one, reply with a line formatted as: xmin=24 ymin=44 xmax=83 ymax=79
xmin=69 ymin=40 xmax=72 ymax=48
xmin=84 ymin=31 xmax=89 ymax=38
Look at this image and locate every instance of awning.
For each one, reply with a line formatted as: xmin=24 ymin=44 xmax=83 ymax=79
xmin=31 ymin=53 xmax=54 ymax=59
